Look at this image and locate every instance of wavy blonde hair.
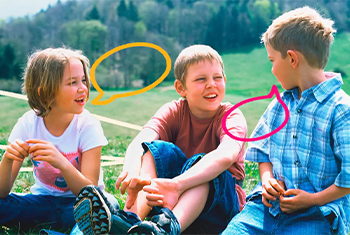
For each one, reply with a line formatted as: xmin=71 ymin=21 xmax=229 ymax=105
xmin=262 ymin=6 xmax=336 ymax=69
xmin=174 ymin=45 xmax=226 ymax=86
xmin=23 ymin=47 xmax=90 ymax=117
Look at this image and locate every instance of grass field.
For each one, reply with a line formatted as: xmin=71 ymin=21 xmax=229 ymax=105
xmin=0 ymin=33 xmax=349 ymax=234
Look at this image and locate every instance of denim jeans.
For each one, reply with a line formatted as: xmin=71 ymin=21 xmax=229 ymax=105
xmin=221 ymin=195 xmax=334 ymax=235
xmin=0 ymin=193 xmax=76 ymax=230
xmin=142 ymin=140 xmax=240 ymax=234
xmin=0 ymin=191 xmax=118 ymax=233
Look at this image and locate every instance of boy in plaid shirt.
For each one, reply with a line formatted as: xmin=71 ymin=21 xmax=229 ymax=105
xmin=223 ymin=6 xmax=350 ymax=235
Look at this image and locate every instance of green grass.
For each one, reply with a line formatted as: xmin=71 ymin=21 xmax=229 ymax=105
xmin=0 ymin=32 xmax=349 ymax=234
xmin=0 ymin=91 xmax=262 ymax=234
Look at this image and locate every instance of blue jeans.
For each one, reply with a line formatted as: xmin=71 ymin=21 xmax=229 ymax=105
xmin=0 ymin=191 xmax=118 ymax=233
xmin=0 ymin=193 xmax=76 ymax=230
xmin=222 ymin=195 xmax=334 ymax=235
xmin=142 ymin=140 xmax=240 ymax=234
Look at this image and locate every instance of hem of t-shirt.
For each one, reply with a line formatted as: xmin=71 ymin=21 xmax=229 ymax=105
xmin=81 ymin=141 xmax=108 ymax=153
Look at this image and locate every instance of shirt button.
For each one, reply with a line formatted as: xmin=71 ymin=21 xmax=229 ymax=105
xmin=297 ymin=109 xmax=302 ymax=113
xmin=293 ymin=134 xmax=297 ymax=138
xmin=294 ymin=160 xmax=300 ymax=166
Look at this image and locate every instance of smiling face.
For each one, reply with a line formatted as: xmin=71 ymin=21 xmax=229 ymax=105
xmin=50 ymin=58 xmax=88 ymax=116
xmin=266 ymin=44 xmax=297 ymax=90
xmin=175 ymin=59 xmax=226 ymax=119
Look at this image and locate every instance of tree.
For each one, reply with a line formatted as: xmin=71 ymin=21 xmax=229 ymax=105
xmin=117 ymin=0 xmax=128 ymax=18
xmin=59 ymin=20 xmax=108 ymax=62
xmin=85 ymin=5 xmax=100 ymax=20
xmin=3 ymin=44 xmax=15 ymax=66
xmin=226 ymin=5 xmax=240 ymax=49
xmin=347 ymin=0 xmax=350 ymax=30
xmin=0 ymin=62 xmax=9 ymax=79
xmin=128 ymin=1 xmax=139 ymax=21
xmin=139 ymin=1 xmax=169 ymax=34
xmin=206 ymin=6 xmax=226 ymax=52
xmin=252 ymin=0 xmax=274 ymax=39
xmin=134 ymin=21 xmax=147 ymax=38
xmin=165 ymin=0 xmax=174 ymax=9
xmin=0 ymin=44 xmax=16 ymax=79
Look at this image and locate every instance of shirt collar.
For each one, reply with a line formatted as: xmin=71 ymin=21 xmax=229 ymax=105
xmin=283 ymin=87 xmax=299 ymax=101
xmin=282 ymin=73 xmax=343 ymax=102
xmin=311 ymin=72 xmax=343 ymax=103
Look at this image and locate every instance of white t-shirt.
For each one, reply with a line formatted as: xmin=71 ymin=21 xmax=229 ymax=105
xmin=8 ymin=109 xmax=108 ymax=197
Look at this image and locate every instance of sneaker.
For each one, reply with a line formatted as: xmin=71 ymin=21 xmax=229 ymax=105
xmin=74 ymin=185 xmax=113 ymax=234
xmin=74 ymin=185 xmax=141 ymax=235
xmin=127 ymin=208 xmax=180 ymax=235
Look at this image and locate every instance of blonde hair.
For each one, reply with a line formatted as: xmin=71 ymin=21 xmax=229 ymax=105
xmin=174 ymin=45 xmax=225 ymax=86
xmin=23 ymin=47 xmax=90 ymax=117
xmin=262 ymin=6 xmax=336 ymax=69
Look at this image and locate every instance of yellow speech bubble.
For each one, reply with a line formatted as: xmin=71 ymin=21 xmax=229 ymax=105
xmin=90 ymin=42 xmax=171 ymax=105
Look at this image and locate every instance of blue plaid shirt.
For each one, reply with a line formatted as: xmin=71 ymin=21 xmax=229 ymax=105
xmin=246 ymin=73 xmax=350 ymax=235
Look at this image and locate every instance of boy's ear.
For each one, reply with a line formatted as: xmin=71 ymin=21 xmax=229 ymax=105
xmin=174 ymin=80 xmax=186 ymax=97
xmin=286 ymin=50 xmax=298 ymax=68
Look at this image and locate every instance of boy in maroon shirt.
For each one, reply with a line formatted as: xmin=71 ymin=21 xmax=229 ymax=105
xmin=74 ymin=45 xmax=247 ymax=235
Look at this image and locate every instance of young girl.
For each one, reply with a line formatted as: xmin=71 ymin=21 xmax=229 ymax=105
xmin=0 ymin=48 xmax=119 ymax=230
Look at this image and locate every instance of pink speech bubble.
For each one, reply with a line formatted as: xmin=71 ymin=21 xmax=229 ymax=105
xmin=222 ymin=85 xmax=290 ymax=142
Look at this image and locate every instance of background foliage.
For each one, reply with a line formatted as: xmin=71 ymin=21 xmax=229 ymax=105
xmin=0 ymin=0 xmax=349 ymax=92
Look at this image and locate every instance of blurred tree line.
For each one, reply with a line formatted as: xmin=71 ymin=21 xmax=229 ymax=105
xmin=0 ymin=0 xmax=349 ymax=92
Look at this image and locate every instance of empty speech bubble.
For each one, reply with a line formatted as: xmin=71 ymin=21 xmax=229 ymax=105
xmin=222 ymin=84 xmax=290 ymax=142
xmin=90 ymin=42 xmax=171 ymax=105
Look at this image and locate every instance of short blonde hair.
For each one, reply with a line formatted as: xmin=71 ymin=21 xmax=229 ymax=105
xmin=262 ymin=6 xmax=336 ymax=69
xmin=23 ymin=47 xmax=90 ymax=117
xmin=174 ymin=45 xmax=225 ymax=86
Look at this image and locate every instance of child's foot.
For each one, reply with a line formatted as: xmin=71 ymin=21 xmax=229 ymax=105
xmin=74 ymin=185 xmax=141 ymax=235
xmin=127 ymin=208 xmax=180 ymax=235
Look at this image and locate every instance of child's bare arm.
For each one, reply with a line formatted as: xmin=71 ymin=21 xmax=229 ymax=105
xmin=279 ymin=184 xmax=350 ymax=213
xmin=27 ymin=139 xmax=102 ymax=196
xmin=172 ymin=138 xmax=242 ymax=195
xmin=63 ymin=146 xmax=102 ymax=195
xmin=259 ymin=162 xmax=285 ymax=207
xmin=0 ymin=140 xmax=29 ymax=198
xmin=115 ymin=128 xmax=159 ymax=193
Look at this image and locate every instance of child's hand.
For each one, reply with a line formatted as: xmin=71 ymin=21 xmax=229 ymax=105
xmin=262 ymin=178 xmax=286 ymax=208
xmin=3 ymin=139 xmax=30 ymax=162
xmin=115 ymin=171 xmax=135 ymax=194
xmin=124 ymin=174 xmax=151 ymax=209
xmin=279 ymin=189 xmax=314 ymax=213
xmin=26 ymin=139 xmax=67 ymax=169
xmin=143 ymin=178 xmax=181 ymax=210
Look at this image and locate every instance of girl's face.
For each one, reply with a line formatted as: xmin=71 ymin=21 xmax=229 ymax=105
xmin=50 ymin=58 xmax=88 ymax=115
